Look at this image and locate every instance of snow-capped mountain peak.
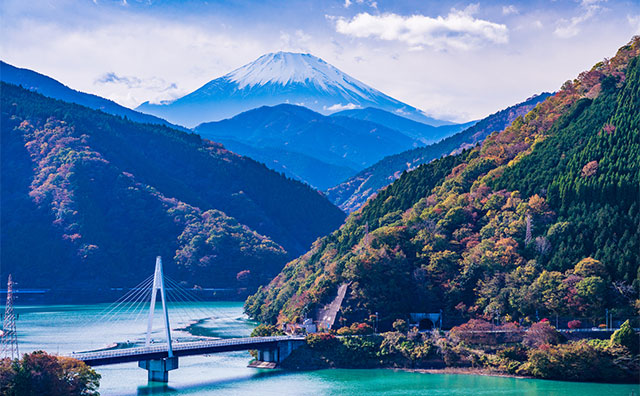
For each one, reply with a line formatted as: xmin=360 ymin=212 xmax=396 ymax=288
xmin=225 ymin=52 xmax=371 ymax=95
xmin=136 ymin=51 xmax=451 ymax=127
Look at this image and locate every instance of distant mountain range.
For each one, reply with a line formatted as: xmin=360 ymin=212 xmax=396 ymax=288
xmin=0 ymin=61 xmax=187 ymax=131
xmin=2 ymin=58 xmax=477 ymax=193
xmin=195 ymin=104 xmax=425 ymax=190
xmin=136 ymin=52 xmax=457 ymax=128
xmin=332 ymin=107 xmax=475 ymax=145
xmin=327 ymin=93 xmax=552 ymax=212
xmin=1 ymin=83 xmax=345 ymax=291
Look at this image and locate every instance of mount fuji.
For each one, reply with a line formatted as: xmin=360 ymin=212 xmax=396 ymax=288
xmin=136 ymin=52 xmax=453 ymax=128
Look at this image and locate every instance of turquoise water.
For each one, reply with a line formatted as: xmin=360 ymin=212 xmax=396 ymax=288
xmin=12 ymin=303 xmax=640 ymax=396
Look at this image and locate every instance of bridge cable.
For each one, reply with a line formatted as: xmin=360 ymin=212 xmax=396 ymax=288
xmin=163 ymin=286 xmax=211 ymax=331
xmin=90 ymin=274 xmax=155 ymax=325
xmin=103 ymin=285 xmax=153 ymax=331
xmin=94 ymin=276 xmax=155 ymax=326
xmin=76 ymin=275 xmax=154 ymax=333
xmin=164 ymin=276 xmax=236 ymax=321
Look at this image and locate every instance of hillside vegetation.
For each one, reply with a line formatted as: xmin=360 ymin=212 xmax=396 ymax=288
xmin=327 ymin=93 xmax=552 ymax=213
xmin=245 ymin=37 xmax=640 ymax=326
xmin=1 ymin=84 xmax=345 ymax=290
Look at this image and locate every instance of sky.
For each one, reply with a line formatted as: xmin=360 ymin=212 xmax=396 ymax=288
xmin=1 ymin=0 xmax=639 ymax=122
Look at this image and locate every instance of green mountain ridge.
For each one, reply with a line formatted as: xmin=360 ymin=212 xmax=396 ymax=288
xmin=245 ymin=37 xmax=640 ymax=328
xmin=326 ymin=93 xmax=552 ymax=213
xmin=1 ymin=83 xmax=345 ymax=290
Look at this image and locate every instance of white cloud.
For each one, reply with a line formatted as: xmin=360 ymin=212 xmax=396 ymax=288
xmin=344 ymin=0 xmax=377 ymax=9
xmin=95 ymin=72 xmax=180 ymax=104
xmin=324 ymin=103 xmax=361 ymax=111
xmin=554 ymin=0 xmax=605 ymax=38
xmin=1 ymin=16 xmax=268 ymax=108
xmin=95 ymin=72 xmax=176 ymax=91
xmin=334 ymin=6 xmax=508 ymax=51
xmin=279 ymin=30 xmax=312 ymax=52
xmin=502 ymin=5 xmax=518 ymax=15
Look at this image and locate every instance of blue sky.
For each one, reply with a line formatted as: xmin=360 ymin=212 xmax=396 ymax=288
xmin=1 ymin=0 xmax=639 ymax=122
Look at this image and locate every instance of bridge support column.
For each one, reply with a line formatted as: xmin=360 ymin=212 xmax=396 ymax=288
xmin=254 ymin=340 xmax=301 ymax=367
xmin=138 ymin=357 xmax=178 ymax=383
xmin=279 ymin=340 xmax=296 ymax=362
xmin=258 ymin=348 xmax=279 ymax=363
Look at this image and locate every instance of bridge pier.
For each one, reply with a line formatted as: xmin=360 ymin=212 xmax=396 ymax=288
xmin=138 ymin=357 xmax=178 ymax=383
xmin=258 ymin=347 xmax=279 ymax=363
xmin=253 ymin=340 xmax=300 ymax=367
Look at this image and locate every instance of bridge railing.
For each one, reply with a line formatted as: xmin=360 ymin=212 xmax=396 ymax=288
xmin=70 ymin=336 xmax=304 ymax=360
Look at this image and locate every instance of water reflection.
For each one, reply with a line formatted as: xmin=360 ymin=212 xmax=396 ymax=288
xmin=137 ymin=383 xmax=178 ymax=395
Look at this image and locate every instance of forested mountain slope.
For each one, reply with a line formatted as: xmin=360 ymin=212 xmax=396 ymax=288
xmin=327 ymin=93 xmax=552 ymax=213
xmin=1 ymin=84 xmax=345 ymax=290
xmin=245 ymin=37 xmax=640 ymax=327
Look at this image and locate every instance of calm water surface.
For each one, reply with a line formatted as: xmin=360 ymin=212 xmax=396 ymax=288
xmin=14 ymin=303 xmax=640 ymax=396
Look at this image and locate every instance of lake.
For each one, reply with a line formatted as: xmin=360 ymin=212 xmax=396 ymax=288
xmin=12 ymin=302 xmax=639 ymax=395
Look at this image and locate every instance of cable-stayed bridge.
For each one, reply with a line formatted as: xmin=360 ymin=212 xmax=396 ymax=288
xmin=61 ymin=257 xmax=303 ymax=383
xmin=72 ymin=335 xmax=301 ymax=366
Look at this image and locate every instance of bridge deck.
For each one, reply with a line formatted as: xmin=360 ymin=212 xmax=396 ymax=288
xmin=71 ymin=336 xmax=305 ymax=366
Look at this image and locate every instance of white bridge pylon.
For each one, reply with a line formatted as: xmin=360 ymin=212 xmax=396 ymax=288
xmin=145 ymin=256 xmax=173 ymax=357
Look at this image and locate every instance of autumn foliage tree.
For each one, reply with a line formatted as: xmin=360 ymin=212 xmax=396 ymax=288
xmin=0 ymin=351 xmax=100 ymax=396
xmin=610 ymin=320 xmax=639 ymax=354
xmin=523 ymin=321 xmax=560 ymax=348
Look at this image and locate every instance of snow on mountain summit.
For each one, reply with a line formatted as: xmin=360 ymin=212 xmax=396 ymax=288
xmin=225 ymin=52 xmax=372 ymax=95
xmin=136 ymin=51 xmax=450 ymax=128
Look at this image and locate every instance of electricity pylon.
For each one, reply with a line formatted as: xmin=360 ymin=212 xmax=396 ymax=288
xmin=1 ymin=274 xmax=19 ymax=359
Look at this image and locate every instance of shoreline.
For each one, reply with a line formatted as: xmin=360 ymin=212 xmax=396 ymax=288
xmin=398 ymin=366 xmax=531 ymax=380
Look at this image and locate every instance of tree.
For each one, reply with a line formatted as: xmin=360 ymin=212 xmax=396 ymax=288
xmin=576 ymin=276 xmax=607 ymax=318
xmin=525 ymin=214 xmax=533 ymax=245
xmin=523 ymin=321 xmax=559 ymax=348
xmin=531 ymin=271 xmax=566 ymax=317
xmin=250 ymin=324 xmax=284 ymax=337
xmin=567 ymin=320 xmax=582 ymax=329
xmin=524 ymin=340 xmax=636 ymax=382
xmin=337 ymin=322 xmax=374 ymax=335
xmin=0 ymin=351 xmax=100 ymax=396
xmin=392 ymin=319 xmax=409 ymax=333
xmin=449 ymin=319 xmax=496 ymax=345
xmin=581 ymin=160 xmax=599 ymax=178
xmin=574 ymin=257 xmax=608 ymax=278
xmin=534 ymin=236 xmax=551 ymax=256
xmin=236 ymin=270 xmax=251 ymax=284
xmin=610 ymin=320 xmax=639 ymax=354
